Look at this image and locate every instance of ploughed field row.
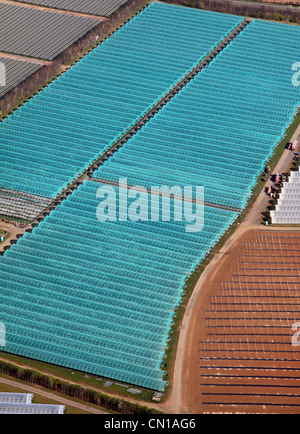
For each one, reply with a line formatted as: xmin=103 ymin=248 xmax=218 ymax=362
xmin=199 ymin=231 xmax=300 ymax=414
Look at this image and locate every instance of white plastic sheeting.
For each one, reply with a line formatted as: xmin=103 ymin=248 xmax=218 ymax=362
xmin=271 ymin=168 xmax=300 ymax=224
xmin=0 ymin=393 xmax=33 ymax=404
xmin=0 ymin=403 xmax=65 ymax=414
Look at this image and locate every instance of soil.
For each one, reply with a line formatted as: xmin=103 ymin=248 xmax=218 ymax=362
xmin=177 ymin=229 xmax=300 ymax=414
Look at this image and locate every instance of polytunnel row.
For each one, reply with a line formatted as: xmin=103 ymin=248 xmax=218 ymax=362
xmin=0 ymin=2 xmax=246 ymax=204
xmin=0 ymin=2 xmax=101 ymax=60
xmin=93 ymin=18 xmax=300 ymax=212
xmin=1 ymin=3 xmax=299 ymax=392
xmin=15 ymin=0 xmax=129 ymax=17
xmin=0 ymin=180 xmax=237 ymax=390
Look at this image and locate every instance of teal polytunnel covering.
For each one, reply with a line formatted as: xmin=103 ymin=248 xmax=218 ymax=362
xmin=0 ymin=181 xmax=237 ymax=390
xmin=0 ymin=2 xmax=245 ymax=200
xmin=94 ymin=18 xmax=300 ymax=212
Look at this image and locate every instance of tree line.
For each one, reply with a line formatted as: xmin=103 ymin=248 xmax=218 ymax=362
xmin=0 ymin=360 xmax=161 ymax=414
xmin=164 ymin=0 xmax=300 ymax=23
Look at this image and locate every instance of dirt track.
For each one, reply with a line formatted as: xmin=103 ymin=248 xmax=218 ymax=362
xmin=0 ymin=220 xmax=30 ymax=253
xmin=178 ymin=229 xmax=300 ymax=414
xmin=0 ymin=51 xmax=52 ymax=65
xmin=165 ymin=119 xmax=300 ymax=415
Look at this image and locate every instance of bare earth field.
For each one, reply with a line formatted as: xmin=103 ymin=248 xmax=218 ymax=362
xmin=0 ymin=220 xmax=30 ymax=253
xmin=179 ymin=229 xmax=300 ymax=414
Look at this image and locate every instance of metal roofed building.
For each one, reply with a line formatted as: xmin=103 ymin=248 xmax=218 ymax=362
xmin=0 ymin=3 xmax=101 ymax=60
xmin=13 ymin=0 xmax=130 ymax=17
xmin=0 ymin=56 xmax=43 ymax=98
